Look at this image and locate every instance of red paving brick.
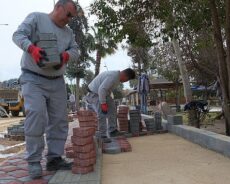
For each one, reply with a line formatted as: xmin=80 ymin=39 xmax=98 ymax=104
xmin=73 ymin=157 xmax=96 ymax=167
xmin=72 ymin=165 xmax=94 ymax=174
xmin=8 ymin=169 xmax=29 ymax=178
xmin=0 ymin=172 xmax=15 ymax=180
xmin=0 ymin=166 xmax=18 ymax=172
xmin=24 ymin=179 xmax=48 ymax=184
xmin=73 ymin=142 xmax=95 ymax=153
xmin=77 ymin=110 xmax=94 ymax=116
xmin=72 ymin=127 xmax=95 ymax=137
xmin=71 ymin=136 xmax=94 ymax=146
xmin=6 ymin=182 xmax=23 ymax=184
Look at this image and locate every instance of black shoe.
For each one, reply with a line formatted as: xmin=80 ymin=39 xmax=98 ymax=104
xmin=101 ymin=136 xmax=112 ymax=143
xmin=46 ymin=157 xmax=72 ymax=171
xmin=28 ymin=162 xmax=42 ymax=179
xmin=110 ymin=129 xmax=124 ymax=137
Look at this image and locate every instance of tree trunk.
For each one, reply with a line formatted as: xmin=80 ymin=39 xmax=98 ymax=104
xmin=75 ymin=78 xmax=80 ymax=111
xmin=95 ymin=51 xmax=101 ymax=77
xmin=209 ymin=0 xmax=230 ymax=135
xmin=172 ymin=38 xmax=192 ymax=103
xmin=175 ymin=80 xmax=180 ymax=112
xmin=172 ymin=38 xmax=198 ymax=126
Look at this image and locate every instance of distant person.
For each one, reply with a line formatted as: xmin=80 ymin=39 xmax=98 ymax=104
xmin=69 ymin=93 xmax=76 ymax=112
xmin=85 ymin=68 xmax=136 ymax=142
xmin=12 ymin=0 xmax=80 ymax=179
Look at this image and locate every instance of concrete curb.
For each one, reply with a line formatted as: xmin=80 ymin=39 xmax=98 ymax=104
xmin=162 ymin=115 xmax=230 ymax=158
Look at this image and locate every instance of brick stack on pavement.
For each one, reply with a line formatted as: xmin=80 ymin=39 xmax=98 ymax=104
xmin=115 ymin=137 xmax=132 ymax=152
xmin=129 ymin=109 xmax=142 ymax=135
xmin=117 ymin=105 xmax=129 ymax=132
xmin=65 ymin=110 xmax=98 ymax=174
xmin=4 ymin=120 xmax=25 ymax=141
xmin=144 ymin=118 xmax=156 ymax=132
xmin=154 ymin=112 xmax=162 ymax=131
xmin=71 ymin=127 xmax=96 ymax=174
xmin=77 ymin=110 xmax=98 ymax=129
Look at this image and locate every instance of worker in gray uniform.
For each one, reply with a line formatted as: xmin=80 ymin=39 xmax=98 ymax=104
xmin=12 ymin=0 xmax=80 ymax=179
xmin=85 ymin=68 xmax=136 ymax=142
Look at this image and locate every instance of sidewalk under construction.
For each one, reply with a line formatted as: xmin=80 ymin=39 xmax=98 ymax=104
xmin=102 ymin=133 xmax=230 ymax=184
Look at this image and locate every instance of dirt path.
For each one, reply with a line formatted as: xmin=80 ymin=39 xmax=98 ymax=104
xmin=102 ymin=133 xmax=230 ymax=184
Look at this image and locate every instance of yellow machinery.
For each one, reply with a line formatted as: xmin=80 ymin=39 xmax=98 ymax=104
xmin=0 ymin=89 xmax=25 ymax=117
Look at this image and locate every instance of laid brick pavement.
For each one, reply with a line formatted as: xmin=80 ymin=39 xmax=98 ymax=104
xmin=0 ymin=121 xmax=102 ymax=184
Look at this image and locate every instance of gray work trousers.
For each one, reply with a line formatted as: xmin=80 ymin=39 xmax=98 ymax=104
xmin=20 ymin=72 xmax=68 ymax=163
xmin=85 ymin=92 xmax=117 ymax=137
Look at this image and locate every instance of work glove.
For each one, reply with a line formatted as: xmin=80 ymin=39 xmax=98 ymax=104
xmin=101 ymin=103 xmax=108 ymax=114
xmin=53 ymin=51 xmax=70 ymax=70
xmin=28 ymin=44 xmax=48 ymax=67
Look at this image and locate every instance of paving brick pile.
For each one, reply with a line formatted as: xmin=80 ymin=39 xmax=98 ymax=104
xmin=77 ymin=110 xmax=98 ymax=129
xmin=115 ymin=136 xmax=132 ymax=152
xmin=154 ymin=112 xmax=163 ymax=130
xmin=4 ymin=120 xmax=25 ymax=141
xmin=144 ymin=118 xmax=156 ymax=132
xmin=71 ymin=127 xmax=96 ymax=174
xmin=102 ymin=136 xmax=132 ymax=154
xmin=66 ymin=110 xmax=98 ymax=174
xmin=117 ymin=106 xmax=129 ymax=132
xmin=129 ymin=109 xmax=142 ymax=134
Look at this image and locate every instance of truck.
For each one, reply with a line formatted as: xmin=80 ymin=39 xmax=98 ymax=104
xmin=0 ymin=89 xmax=25 ymax=117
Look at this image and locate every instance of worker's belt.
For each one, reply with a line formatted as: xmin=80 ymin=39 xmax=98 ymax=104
xmin=22 ymin=69 xmax=62 ymax=80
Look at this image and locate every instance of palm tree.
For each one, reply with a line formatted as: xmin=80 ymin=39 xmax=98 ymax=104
xmin=66 ymin=3 xmax=93 ymax=110
xmin=90 ymin=27 xmax=118 ymax=76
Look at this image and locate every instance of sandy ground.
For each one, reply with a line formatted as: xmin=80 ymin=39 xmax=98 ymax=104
xmin=102 ymin=134 xmax=230 ymax=184
xmin=201 ymin=119 xmax=226 ymax=135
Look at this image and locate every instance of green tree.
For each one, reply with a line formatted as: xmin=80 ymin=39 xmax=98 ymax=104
xmin=66 ymin=3 xmax=93 ymax=110
xmin=90 ymin=27 xmax=118 ymax=76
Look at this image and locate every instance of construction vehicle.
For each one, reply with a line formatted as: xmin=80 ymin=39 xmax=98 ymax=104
xmin=0 ymin=89 xmax=25 ymax=117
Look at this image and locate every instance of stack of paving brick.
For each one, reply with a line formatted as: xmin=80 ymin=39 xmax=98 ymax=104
xmin=4 ymin=120 xmax=25 ymax=141
xmin=154 ymin=112 xmax=162 ymax=130
xmin=115 ymin=137 xmax=132 ymax=152
xmin=129 ymin=109 xmax=142 ymax=135
xmin=144 ymin=118 xmax=156 ymax=132
xmin=71 ymin=127 xmax=97 ymax=174
xmin=117 ymin=106 xmax=129 ymax=132
xmin=65 ymin=110 xmax=98 ymax=174
xmin=77 ymin=110 xmax=98 ymax=129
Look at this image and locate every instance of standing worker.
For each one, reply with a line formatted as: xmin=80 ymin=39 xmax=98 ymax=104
xmin=85 ymin=68 xmax=136 ymax=142
xmin=12 ymin=0 xmax=80 ymax=179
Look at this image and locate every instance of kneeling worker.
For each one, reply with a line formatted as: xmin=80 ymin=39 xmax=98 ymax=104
xmin=85 ymin=68 xmax=136 ymax=142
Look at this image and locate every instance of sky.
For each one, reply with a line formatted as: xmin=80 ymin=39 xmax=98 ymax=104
xmin=0 ymin=0 xmax=132 ymax=83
